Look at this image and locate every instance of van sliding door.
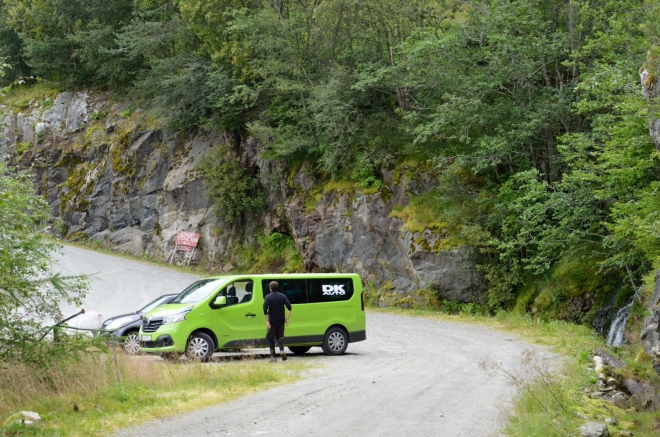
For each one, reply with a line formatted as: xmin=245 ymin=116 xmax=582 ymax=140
xmin=259 ymin=279 xmax=308 ymax=346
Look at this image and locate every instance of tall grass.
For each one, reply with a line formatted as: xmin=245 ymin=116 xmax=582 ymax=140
xmin=0 ymin=349 xmax=309 ymax=435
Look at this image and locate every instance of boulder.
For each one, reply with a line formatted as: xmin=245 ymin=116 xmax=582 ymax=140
xmin=579 ymin=422 xmax=609 ymax=437
xmin=641 ymin=270 xmax=660 ymax=374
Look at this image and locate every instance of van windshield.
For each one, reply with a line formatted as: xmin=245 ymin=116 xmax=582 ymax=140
xmin=171 ymin=279 xmax=227 ymax=304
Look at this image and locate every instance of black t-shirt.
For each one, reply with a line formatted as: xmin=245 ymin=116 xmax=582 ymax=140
xmin=263 ymin=290 xmax=292 ymax=325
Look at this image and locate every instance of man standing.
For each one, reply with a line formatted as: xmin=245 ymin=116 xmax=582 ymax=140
xmin=263 ymin=281 xmax=292 ymax=362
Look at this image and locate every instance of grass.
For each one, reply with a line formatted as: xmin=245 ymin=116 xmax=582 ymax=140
xmin=1 ymin=83 xmax=60 ymax=113
xmin=367 ymin=306 xmax=660 ymax=436
xmin=0 ymin=350 xmax=311 ymax=436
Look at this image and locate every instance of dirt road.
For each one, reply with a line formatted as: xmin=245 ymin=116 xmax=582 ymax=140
xmin=52 ymin=245 xmax=550 ymax=436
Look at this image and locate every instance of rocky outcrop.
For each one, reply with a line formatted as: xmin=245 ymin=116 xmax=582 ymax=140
xmin=641 ymin=63 xmax=660 ymax=374
xmin=287 ymin=173 xmax=480 ymax=301
xmin=641 ymin=270 xmax=660 ymax=374
xmin=0 ymin=90 xmax=483 ymax=299
xmin=640 ymin=67 xmax=660 ymax=150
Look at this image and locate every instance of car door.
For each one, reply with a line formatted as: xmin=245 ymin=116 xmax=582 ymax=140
xmin=211 ymin=279 xmax=259 ymax=348
xmin=258 ymin=279 xmax=308 ymax=345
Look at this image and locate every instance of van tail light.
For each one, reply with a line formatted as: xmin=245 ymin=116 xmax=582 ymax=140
xmin=361 ymin=292 xmax=365 ymax=311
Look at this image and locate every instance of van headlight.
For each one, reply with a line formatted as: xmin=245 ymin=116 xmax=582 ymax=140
xmin=163 ymin=309 xmax=191 ymax=325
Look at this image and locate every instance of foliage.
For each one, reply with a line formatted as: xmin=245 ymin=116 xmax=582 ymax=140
xmin=2 ymin=0 xmax=660 ymax=314
xmin=236 ymin=231 xmax=304 ymax=274
xmin=197 ymin=148 xmax=265 ymax=224
xmin=0 ymin=163 xmax=89 ymax=363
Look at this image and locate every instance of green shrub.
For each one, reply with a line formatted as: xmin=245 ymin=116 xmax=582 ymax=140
xmin=198 ymin=149 xmax=265 ymax=224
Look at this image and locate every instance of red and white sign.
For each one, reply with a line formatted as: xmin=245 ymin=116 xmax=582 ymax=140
xmin=176 ymin=245 xmax=195 ymax=252
xmin=175 ymin=231 xmax=200 ymax=252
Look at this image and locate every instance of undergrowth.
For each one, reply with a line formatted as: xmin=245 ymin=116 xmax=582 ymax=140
xmin=0 ymin=347 xmax=309 ymax=436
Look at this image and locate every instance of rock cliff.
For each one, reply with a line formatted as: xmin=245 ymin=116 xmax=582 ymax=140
xmin=640 ymin=64 xmax=660 ymax=373
xmin=0 ymin=89 xmax=482 ymax=301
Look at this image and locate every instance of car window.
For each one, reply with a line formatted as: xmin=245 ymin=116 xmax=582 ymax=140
xmin=171 ymin=279 xmax=226 ymax=304
xmin=307 ymin=278 xmax=354 ymax=303
xmin=261 ymin=279 xmax=307 ymax=304
xmin=216 ymin=280 xmax=254 ymax=307
xmin=139 ymin=295 xmax=176 ymax=313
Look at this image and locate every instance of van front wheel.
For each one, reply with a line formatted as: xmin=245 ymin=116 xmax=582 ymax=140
xmin=322 ymin=328 xmax=348 ymax=355
xmin=288 ymin=346 xmax=311 ymax=355
xmin=186 ymin=332 xmax=214 ymax=362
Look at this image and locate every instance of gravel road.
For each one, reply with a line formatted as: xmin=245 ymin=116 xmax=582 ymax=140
xmin=117 ymin=315 xmax=551 ymax=437
xmin=53 ymin=245 xmax=200 ymax=328
xmin=51 ymin=245 xmax=551 ymax=437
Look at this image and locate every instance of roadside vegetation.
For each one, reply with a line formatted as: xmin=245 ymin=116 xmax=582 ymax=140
xmin=1 ymin=351 xmax=309 ymax=436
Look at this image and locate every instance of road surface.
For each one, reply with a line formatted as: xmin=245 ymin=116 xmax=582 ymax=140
xmin=53 ymin=245 xmax=200 ymax=328
xmin=52 ymin=245 xmax=551 ymax=437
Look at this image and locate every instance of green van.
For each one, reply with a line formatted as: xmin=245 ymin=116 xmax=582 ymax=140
xmin=138 ymin=273 xmax=366 ymax=360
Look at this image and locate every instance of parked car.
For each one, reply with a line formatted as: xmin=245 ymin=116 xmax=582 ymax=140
xmin=100 ymin=294 xmax=178 ymax=354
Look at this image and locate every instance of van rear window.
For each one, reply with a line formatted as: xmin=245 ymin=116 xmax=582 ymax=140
xmin=262 ymin=280 xmax=307 ymax=304
xmin=307 ymin=278 xmax=354 ymax=303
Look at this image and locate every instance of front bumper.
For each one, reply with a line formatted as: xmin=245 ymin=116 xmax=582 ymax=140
xmin=139 ymin=334 xmax=174 ymax=349
xmin=139 ymin=323 xmax=187 ymax=353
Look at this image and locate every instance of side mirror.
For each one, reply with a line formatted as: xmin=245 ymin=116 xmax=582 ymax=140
xmin=213 ymin=296 xmax=227 ymax=307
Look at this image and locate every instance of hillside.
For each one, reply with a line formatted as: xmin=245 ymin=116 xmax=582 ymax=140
xmin=2 ymin=0 xmax=660 ymax=374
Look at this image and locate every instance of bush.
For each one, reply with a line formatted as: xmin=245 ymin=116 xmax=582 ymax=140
xmin=197 ymin=149 xmax=265 ymax=224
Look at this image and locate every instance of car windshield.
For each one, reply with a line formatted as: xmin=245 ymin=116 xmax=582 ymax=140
xmin=170 ymin=279 xmax=227 ymax=304
xmin=138 ymin=295 xmax=175 ymax=313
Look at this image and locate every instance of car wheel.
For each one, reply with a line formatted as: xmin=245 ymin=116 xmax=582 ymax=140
xmin=288 ymin=346 xmax=311 ymax=355
xmin=122 ymin=331 xmax=140 ymax=354
xmin=322 ymin=327 xmax=348 ymax=356
xmin=186 ymin=332 xmax=214 ymax=362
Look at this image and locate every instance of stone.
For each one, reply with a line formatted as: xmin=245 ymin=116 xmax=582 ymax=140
xmin=579 ymin=422 xmax=609 ymax=437
xmin=2 ymin=411 xmax=42 ymax=428
xmin=641 ymin=270 xmax=660 ymax=374
xmin=604 ymin=417 xmax=617 ymax=426
xmin=610 ymin=392 xmax=630 ymax=410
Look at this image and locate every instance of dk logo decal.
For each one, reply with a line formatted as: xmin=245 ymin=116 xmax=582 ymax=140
xmin=322 ymin=284 xmax=346 ymax=295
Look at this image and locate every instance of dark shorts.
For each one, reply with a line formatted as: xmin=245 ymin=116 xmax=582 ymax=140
xmin=266 ymin=324 xmax=285 ymax=340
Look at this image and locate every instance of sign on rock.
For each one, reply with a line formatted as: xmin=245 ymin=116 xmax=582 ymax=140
xmin=175 ymin=231 xmax=200 ymax=252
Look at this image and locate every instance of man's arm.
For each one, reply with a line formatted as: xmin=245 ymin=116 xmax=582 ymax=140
xmin=285 ymin=297 xmax=292 ymax=326
xmin=263 ymin=297 xmax=270 ymax=329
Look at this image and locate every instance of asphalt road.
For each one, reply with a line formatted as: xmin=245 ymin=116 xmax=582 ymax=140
xmin=52 ymin=245 xmax=551 ymax=437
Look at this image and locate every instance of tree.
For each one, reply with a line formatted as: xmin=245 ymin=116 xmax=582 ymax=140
xmin=0 ymin=163 xmax=89 ymax=362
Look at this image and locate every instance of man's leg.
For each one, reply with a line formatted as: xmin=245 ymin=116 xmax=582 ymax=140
xmin=277 ymin=325 xmax=287 ymax=361
xmin=266 ymin=327 xmax=276 ymax=362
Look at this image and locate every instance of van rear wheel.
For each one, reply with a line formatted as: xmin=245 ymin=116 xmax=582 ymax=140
xmin=186 ymin=332 xmax=214 ymax=362
xmin=288 ymin=346 xmax=311 ymax=355
xmin=322 ymin=327 xmax=348 ymax=355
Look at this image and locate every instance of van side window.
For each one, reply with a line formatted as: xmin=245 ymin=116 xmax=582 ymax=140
xmin=262 ymin=280 xmax=307 ymax=304
xmin=307 ymin=278 xmax=354 ymax=303
xmin=213 ymin=280 xmax=254 ymax=308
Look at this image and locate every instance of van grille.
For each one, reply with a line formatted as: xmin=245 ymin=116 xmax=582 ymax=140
xmin=142 ymin=317 xmax=163 ymax=333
